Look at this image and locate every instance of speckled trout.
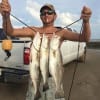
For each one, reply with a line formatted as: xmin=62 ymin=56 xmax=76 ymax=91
xmin=40 ymin=34 xmax=49 ymax=92
xmin=49 ymin=33 xmax=65 ymax=99
xmin=30 ymin=32 xmax=42 ymax=100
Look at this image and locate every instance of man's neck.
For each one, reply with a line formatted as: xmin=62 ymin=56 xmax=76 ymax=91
xmin=43 ymin=25 xmax=54 ymax=29
xmin=43 ymin=22 xmax=54 ymax=28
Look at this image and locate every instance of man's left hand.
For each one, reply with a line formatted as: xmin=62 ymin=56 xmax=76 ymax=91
xmin=81 ymin=6 xmax=92 ymax=23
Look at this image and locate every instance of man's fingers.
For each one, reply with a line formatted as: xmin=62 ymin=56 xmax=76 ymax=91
xmin=82 ymin=6 xmax=92 ymax=15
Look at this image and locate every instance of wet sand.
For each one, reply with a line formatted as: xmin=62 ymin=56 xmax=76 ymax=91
xmin=0 ymin=49 xmax=100 ymax=100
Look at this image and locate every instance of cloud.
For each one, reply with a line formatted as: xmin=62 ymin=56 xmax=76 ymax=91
xmin=10 ymin=15 xmax=31 ymax=28
xmin=57 ymin=11 xmax=79 ymax=26
xmin=26 ymin=0 xmax=40 ymax=21
xmin=25 ymin=0 xmax=80 ymax=26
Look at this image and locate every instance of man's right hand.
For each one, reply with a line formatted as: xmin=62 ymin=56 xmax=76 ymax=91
xmin=0 ymin=0 xmax=11 ymax=17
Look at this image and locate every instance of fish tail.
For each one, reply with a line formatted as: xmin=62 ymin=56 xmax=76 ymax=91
xmin=55 ymin=89 xmax=65 ymax=99
xmin=33 ymin=78 xmax=41 ymax=100
xmin=55 ymin=84 xmax=65 ymax=99
xmin=43 ymin=73 xmax=49 ymax=92
xmin=43 ymin=82 xmax=49 ymax=92
xmin=41 ymin=69 xmax=49 ymax=91
xmin=34 ymin=90 xmax=41 ymax=100
xmin=54 ymin=73 xmax=64 ymax=99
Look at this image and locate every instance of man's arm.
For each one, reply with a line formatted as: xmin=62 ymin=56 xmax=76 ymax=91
xmin=81 ymin=20 xmax=91 ymax=42
xmin=2 ymin=13 xmax=14 ymax=36
xmin=80 ymin=6 xmax=92 ymax=42
xmin=0 ymin=0 xmax=13 ymax=35
xmin=0 ymin=1 xmax=35 ymax=37
xmin=61 ymin=6 xmax=92 ymax=42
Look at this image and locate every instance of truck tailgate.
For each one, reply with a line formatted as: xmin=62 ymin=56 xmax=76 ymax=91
xmin=0 ymin=40 xmax=30 ymax=70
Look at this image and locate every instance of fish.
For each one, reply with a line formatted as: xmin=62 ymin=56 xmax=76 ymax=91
xmin=40 ymin=34 xmax=49 ymax=92
xmin=49 ymin=33 xmax=65 ymax=99
xmin=30 ymin=32 xmax=42 ymax=100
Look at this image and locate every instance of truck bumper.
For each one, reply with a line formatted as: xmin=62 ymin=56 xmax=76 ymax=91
xmin=0 ymin=68 xmax=29 ymax=84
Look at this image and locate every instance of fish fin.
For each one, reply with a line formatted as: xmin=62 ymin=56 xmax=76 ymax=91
xmin=55 ymin=90 xmax=65 ymax=99
xmin=43 ymin=82 xmax=49 ymax=92
xmin=34 ymin=90 xmax=41 ymax=100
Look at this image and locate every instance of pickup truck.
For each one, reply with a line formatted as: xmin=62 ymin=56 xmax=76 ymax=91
xmin=0 ymin=28 xmax=86 ymax=84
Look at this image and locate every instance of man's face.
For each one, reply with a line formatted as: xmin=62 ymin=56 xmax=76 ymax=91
xmin=40 ymin=8 xmax=56 ymax=25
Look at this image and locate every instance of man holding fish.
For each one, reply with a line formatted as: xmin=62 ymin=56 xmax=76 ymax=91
xmin=0 ymin=0 xmax=92 ymax=100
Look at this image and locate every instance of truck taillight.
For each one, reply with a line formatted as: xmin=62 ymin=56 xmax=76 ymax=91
xmin=24 ymin=47 xmax=30 ymax=65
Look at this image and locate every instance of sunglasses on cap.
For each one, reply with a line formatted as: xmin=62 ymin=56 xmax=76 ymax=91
xmin=40 ymin=10 xmax=55 ymax=16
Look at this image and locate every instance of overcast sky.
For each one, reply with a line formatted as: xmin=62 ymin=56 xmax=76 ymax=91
xmin=0 ymin=0 xmax=100 ymax=39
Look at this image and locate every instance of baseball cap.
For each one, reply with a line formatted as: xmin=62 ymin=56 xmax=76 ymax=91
xmin=40 ymin=4 xmax=56 ymax=13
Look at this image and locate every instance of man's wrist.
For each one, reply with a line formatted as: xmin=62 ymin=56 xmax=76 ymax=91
xmin=83 ymin=20 xmax=89 ymax=23
xmin=2 ymin=12 xmax=10 ymax=18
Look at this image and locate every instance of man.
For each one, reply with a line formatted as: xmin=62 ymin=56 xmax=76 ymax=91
xmin=0 ymin=1 xmax=92 ymax=42
xmin=0 ymin=1 xmax=92 ymax=100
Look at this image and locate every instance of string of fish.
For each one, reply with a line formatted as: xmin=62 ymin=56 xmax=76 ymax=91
xmin=9 ymin=13 xmax=85 ymax=100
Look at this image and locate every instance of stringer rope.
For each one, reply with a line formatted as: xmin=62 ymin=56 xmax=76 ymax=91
xmin=67 ymin=23 xmax=84 ymax=100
